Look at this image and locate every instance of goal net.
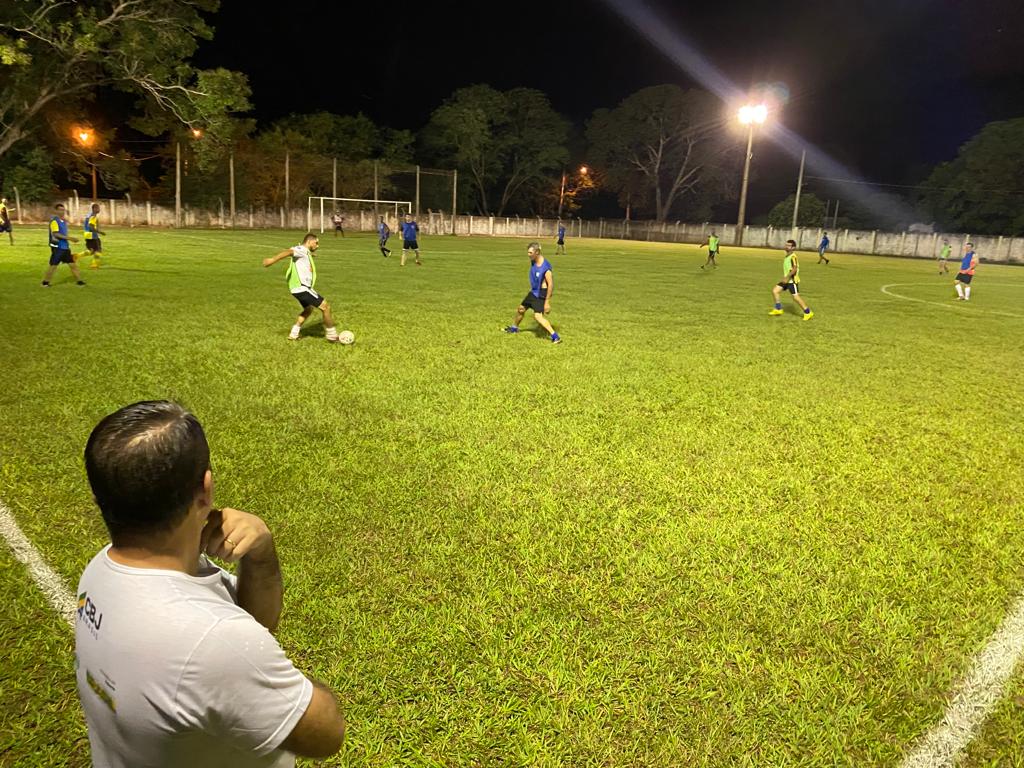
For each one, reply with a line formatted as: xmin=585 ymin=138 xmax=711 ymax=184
xmin=308 ymin=197 xmax=412 ymax=235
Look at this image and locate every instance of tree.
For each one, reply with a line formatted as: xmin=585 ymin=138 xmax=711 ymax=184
xmin=586 ymin=85 xmax=735 ymax=221
xmin=767 ymin=193 xmax=827 ymax=229
xmin=0 ymin=1 xmax=251 ymax=160
xmin=919 ymin=118 xmax=1024 ymax=235
xmin=422 ymin=85 xmax=569 ymax=215
xmin=0 ymin=142 xmax=54 ymax=201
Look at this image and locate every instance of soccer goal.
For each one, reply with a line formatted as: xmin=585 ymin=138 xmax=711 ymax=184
xmin=308 ymin=197 xmax=413 ymax=234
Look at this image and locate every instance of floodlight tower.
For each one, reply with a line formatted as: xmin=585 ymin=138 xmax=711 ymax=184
xmin=736 ymin=103 xmax=767 ymax=246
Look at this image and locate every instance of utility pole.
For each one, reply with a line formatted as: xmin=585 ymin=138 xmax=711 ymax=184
xmin=791 ymin=149 xmax=806 ymax=235
xmin=451 ymin=169 xmax=458 ymax=235
xmin=284 ymin=150 xmax=290 ymax=229
xmin=229 ymin=151 xmax=236 ymax=227
xmin=175 ymin=142 xmax=182 ymax=228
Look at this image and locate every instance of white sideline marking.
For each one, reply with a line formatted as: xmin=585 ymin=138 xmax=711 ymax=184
xmin=881 ymin=283 xmax=1024 ymax=319
xmin=902 ymin=593 xmax=1024 ymax=767
xmin=0 ymin=502 xmax=76 ymax=627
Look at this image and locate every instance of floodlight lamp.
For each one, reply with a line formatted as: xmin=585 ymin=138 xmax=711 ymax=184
xmin=579 ymin=166 xmax=589 ymax=175
xmin=738 ymin=104 xmax=768 ymax=125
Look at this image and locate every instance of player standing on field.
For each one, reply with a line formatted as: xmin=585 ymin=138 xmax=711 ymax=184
xmin=769 ymin=239 xmax=813 ymax=321
xmin=262 ymin=233 xmax=342 ymax=343
xmin=503 ymin=242 xmax=561 ymax=344
xmin=400 ymin=213 xmax=421 ymax=267
xmin=938 ymin=240 xmax=951 ymax=275
xmin=0 ymin=197 xmax=13 ymax=245
xmin=818 ymin=232 xmax=830 ymax=264
xmin=954 ymin=243 xmax=978 ymax=301
xmin=555 ymin=221 xmax=567 ymax=255
xmin=331 ymin=212 xmax=345 ymax=237
xmin=42 ymin=203 xmax=84 ymax=287
xmin=377 ymin=216 xmax=391 ymax=257
xmin=700 ymin=231 xmax=720 ymax=269
xmin=78 ymin=203 xmax=105 ymax=269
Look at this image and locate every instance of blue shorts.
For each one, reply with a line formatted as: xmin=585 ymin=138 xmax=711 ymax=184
xmin=777 ymin=281 xmax=799 ymax=294
xmin=49 ymin=248 xmax=73 ymax=266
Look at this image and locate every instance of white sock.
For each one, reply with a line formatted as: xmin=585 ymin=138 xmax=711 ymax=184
xmin=289 ymin=324 xmax=301 ymax=338
xmin=965 ymin=286 xmax=971 ymax=300
xmin=955 ymin=283 xmax=964 ymax=298
xmin=326 ymin=326 xmax=338 ymax=340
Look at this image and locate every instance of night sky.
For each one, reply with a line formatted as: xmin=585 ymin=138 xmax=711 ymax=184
xmin=194 ymin=0 xmax=1024 ymax=217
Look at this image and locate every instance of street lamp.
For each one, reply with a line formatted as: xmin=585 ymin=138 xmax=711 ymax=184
xmin=736 ymin=103 xmax=767 ymax=246
xmin=558 ymin=165 xmax=590 ymax=218
xmin=74 ymin=127 xmax=98 ymax=200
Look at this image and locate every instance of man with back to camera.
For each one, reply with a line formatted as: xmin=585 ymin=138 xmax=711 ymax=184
xmin=954 ymin=242 xmax=978 ymax=301
xmin=75 ymin=400 xmax=345 ymax=767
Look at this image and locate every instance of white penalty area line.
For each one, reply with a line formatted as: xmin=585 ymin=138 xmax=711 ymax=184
xmin=881 ymin=283 xmax=1024 ymax=319
xmin=0 ymin=501 xmax=76 ymax=627
xmin=901 ymin=592 xmax=1024 ymax=767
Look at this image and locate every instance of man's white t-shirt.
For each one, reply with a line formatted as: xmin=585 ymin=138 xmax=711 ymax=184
xmin=289 ymin=245 xmax=314 ymax=294
xmin=74 ymin=546 xmax=313 ymax=768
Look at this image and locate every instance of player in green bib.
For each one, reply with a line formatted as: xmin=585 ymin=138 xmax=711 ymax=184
xmin=768 ymin=239 xmax=813 ymax=320
xmin=937 ymin=240 xmax=951 ymax=275
xmin=700 ymin=232 xmax=720 ymax=269
xmin=261 ymin=233 xmax=342 ymax=342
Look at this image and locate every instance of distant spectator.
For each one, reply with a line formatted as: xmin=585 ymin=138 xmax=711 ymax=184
xmin=818 ymin=232 xmax=830 ymax=264
xmin=331 ymin=211 xmax=345 ymax=237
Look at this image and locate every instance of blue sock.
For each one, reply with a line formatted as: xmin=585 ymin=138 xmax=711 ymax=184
xmin=804 ymin=307 xmax=811 ymax=314
xmin=774 ymin=302 xmax=782 ymax=310
xmin=551 ymin=332 xmax=560 ymax=341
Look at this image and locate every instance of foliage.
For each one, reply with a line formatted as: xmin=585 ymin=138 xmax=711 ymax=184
xmin=422 ymin=85 xmax=569 ymax=215
xmin=0 ymin=142 xmax=55 ymax=201
xmin=767 ymin=193 xmax=828 ymax=229
xmin=918 ymin=118 xmax=1024 ymax=235
xmin=587 ymin=85 xmax=736 ymax=221
xmin=0 ymin=1 xmax=250 ymax=161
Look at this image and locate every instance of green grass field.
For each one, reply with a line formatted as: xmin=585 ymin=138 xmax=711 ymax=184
xmin=1 ymin=226 xmax=1022 ymax=766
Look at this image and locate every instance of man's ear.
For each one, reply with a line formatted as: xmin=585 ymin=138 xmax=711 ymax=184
xmin=197 ymin=469 xmax=213 ymax=513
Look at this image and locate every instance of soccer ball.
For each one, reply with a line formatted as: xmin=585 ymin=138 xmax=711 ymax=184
xmin=338 ymin=330 xmax=355 ymax=345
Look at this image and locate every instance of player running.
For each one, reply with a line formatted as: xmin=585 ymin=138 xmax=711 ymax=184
xmin=555 ymin=221 xmax=567 ymax=255
xmin=769 ymin=239 xmax=813 ymax=321
xmin=377 ymin=216 xmax=391 ymax=257
xmin=503 ymin=242 xmax=561 ymax=344
xmin=78 ymin=203 xmax=105 ymax=268
xmin=817 ymin=232 xmax=830 ymax=264
xmin=262 ymin=233 xmax=342 ymax=343
xmin=937 ymin=240 xmax=952 ymax=274
xmin=400 ymin=213 xmax=421 ymax=267
xmin=954 ymin=243 xmax=978 ymax=301
xmin=42 ymin=203 xmax=84 ymax=287
xmin=700 ymin=231 xmax=720 ymax=269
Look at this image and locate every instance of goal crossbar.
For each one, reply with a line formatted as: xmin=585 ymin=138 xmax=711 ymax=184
xmin=308 ymin=196 xmax=412 ymax=233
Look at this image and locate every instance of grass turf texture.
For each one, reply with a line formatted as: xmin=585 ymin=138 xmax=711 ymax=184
xmin=0 ymin=228 xmax=1022 ymax=766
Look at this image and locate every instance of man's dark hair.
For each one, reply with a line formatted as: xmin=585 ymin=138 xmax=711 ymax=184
xmin=85 ymin=401 xmax=210 ymax=544
xmin=55 ymin=203 xmax=65 ymax=210
xmin=303 ymin=232 xmax=318 ymax=244
xmin=786 ymin=239 xmax=797 ymax=247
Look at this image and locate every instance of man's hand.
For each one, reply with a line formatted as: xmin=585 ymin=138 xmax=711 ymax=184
xmin=262 ymin=257 xmax=274 ymax=267
xmin=544 ymin=301 xmax=551 ymax=314
xmin=203 ymin=507 xmax=274 ymax=563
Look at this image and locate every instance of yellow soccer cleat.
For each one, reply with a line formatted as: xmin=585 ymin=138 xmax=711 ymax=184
xmin=802 ymin=311 xmax=815 ymax=321
xmin=768 ymin=308 xmax=784 ymax=316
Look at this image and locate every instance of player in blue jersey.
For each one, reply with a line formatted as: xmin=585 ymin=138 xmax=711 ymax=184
xmin=400 ymin=213 xmax=421 ymax=266
xmin=555 ymin=221 xmax=567 ymax=255
xmin=503 ymin=242 xmax=561 ymax=344
xmin=42 ymin=204 xmax=84 ymax=286
xmin=377 ymin=216 xmax=391 ymax=257
xmin=954 ymin=243 xmax=977 ymax=301
xmin=817 ymin=232 xmax=830 ymax=264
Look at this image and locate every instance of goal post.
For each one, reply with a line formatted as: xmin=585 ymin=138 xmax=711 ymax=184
xmin=308 ymin=196 xmax=412 ymax=234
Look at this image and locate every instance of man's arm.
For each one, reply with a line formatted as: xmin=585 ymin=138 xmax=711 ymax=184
xmin=280 ymin=680 xmax=345 ymax=758
xmin=543 ymin=272 xmax=553 ymax=312
xmin=262 ymin=248 xmax=294 ymax=268
xmin=203 ymin=507 xmax=283 ymax=631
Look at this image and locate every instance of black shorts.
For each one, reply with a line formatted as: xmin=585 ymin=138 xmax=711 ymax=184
xmin=403 ymin=240 xmax=419 ymax=250
xmin=556 ymin=239 xmax=565 ymax=246
xmin=292 ymin=289 xmax=325 ymax=308
xmin=86 ymin=238 xmax=101 ymax=252
xmin=956 ymin=273 xmax=973 ymax=284
xmin=334 ymin=224 xmax=344 ymax=231
xmin=49 ymin=249 xmax=73 ymax=266
xmin=379 ymin=237 xmax=389 ymax=246
xmin=776 ymin=281 xmax=798 ymax=294
xmin=520 ymin=292 xmax=547 ymax=313
xmin=0 ymin=222 xmax=10 ymax=233
xmin=709 ymin=249 xmax=719 ymax=256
